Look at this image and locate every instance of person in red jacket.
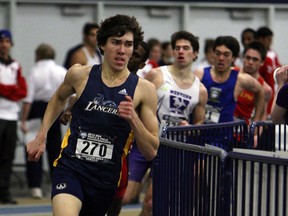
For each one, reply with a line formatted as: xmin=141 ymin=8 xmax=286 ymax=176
xmin=0 ymin=29 xmax=27 ymax=204
xmin=256 ymin=26 xmax=282 ymax=116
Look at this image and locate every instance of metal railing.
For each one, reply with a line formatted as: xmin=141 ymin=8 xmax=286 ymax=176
xmin=153 ymin=138 xmax=228 ymax=216
xmin=153 ymin=121 xmax=288 ymax=216
xmin=162 ymin=120 xmax=250 ymax=151
xmin=228 ymin=149 xmax=288 ymax=216
xmin=249 ymin=121 xmax=288 ymax=151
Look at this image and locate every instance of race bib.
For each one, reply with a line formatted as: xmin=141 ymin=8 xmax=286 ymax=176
xmin=75 ymin=132 xmax=114 ymax=162
xmin=205 ymin=105 xmax=220 ymax=123
xmin=161 ymin=114 xmax=186 ymax=127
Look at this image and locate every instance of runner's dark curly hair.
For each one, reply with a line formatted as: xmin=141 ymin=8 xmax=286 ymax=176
xmin=97 ymin=14 xmax=144 ymax=55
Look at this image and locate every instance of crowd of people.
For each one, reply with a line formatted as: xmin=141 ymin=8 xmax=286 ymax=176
xmin=0 ymin=14 xmax=287 ymax=216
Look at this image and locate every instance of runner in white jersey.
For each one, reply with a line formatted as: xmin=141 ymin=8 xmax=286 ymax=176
xmin=157 ymin=65 xmax=201 ymax=131
xmin=68 ymin=23 xmax=102 ymax=68
xmin=82 ymin=46 xmax=102 ymax=66
xmin=125 ymin=30 xmax=208 ymax=216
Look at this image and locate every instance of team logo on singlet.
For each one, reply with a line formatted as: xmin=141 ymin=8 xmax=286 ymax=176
xmin=84 ymin=94 xmax=118 ymax=115
xmin=169 ymin=90 xmax=190 ymax=114
xmin=118 ymin=88 xmax=128 ymax=95
xmin=80 ymin=131 xmax=88 ymax=139
xmin=209 ymin=87 xmax=222 ymax=103
xmin=56 ymin=183 xmax=67 ymax=190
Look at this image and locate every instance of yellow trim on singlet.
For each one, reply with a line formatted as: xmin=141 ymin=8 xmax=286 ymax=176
xmin=117 ymin=131 xmax=134 ymax=186
xmin=53 ymin=127 xmax=71 ymax=167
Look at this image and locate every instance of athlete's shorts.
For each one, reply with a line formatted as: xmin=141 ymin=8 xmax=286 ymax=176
xmin=52 ymin=167 xmax=116 ymax=216
xmin=128 ymin=143 xmax=152 ymax=182
xmin=113 ymin=157 xmax=128 ymax=200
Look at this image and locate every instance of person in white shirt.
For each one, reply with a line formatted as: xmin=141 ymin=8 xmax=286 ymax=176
xmin=20 ymin=43 xmax=67 ymax=199
xmin=0 ymin=29 xmax=27 ymax=204
xmin=64 ymin=23 xmax=102 ymax=69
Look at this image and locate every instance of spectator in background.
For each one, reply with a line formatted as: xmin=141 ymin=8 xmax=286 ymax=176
xmin=193 ymin=38 xmax=215 ymax=72
xmin=20 ymin=44 xmax=67 ymax=199
xmin=256 ymin=26 xmax=282 ymax=116
xmin=147 ymin=38 xmax=161 ymax=68
xmin=234 ymin=28 xmax=256 ymax=67
xmin=234 ymin=41 xmax=271 ymax=125
xmin=158 ymin=41 xmax=174 ymax=66
xmin=63 ymin=22 xmax=102 ymax=69
xmin=241 ymin=28 xmax=256 ymax=49
xmin=0 ymin=29 xmax=27 ymax=204
xmin=271 ymin=65 xmax=288 ymax=125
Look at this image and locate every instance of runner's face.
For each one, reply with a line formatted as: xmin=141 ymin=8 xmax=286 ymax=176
xmin=241 ymin=32 xmax=254 ymax=48
xmin=85 ymin=28 xmax=98 ymax=48
xmin=243 ymin=49 xmax=262 ymax=75
xmin=213 ymin=45 xmax=235 ymax=73
xmin=102 ymin=32 xmax=134 ymax=72
xmin=173 ymin=39 xmax=197 ymax=68
xmin=0 ymin=38 xmax=12 ymax=58
xmin=128 ymin=45 xmax=146 ymax=73
xmin=149 ymin=44 xmax=161 ymax=62
xmin=258 ymin=36 xmax=272 ymax=50
xmin=163 ymin=43 xmax=173 ymax=59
